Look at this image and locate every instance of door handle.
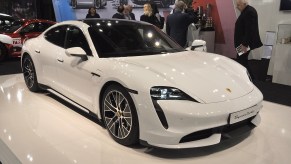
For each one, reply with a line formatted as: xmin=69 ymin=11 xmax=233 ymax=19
xmin=91 ymin=72 xmax=100 ymax=77
xmin=57 ymin=59 xmax=64 ymax=63
xmin=35 ymin=49 xmax=40 ymax=53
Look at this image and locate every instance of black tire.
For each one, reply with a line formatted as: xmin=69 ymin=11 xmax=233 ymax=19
xmin=162 ymin=0 xmax=170 ymax=8
xmin=120 ymin=0 xmax=128 ymax=5
xmin=95 ymin=0 xmax=101 ymax=8
xmin=101 ymin=85 xmax=139 ymax=146
xmin=22 ymin=55 xmax=40 ymax=92
xmin=71 ymin=0 xmax=77 ymax=8
xmin=0 ymin=43 xmax=7 ymax=62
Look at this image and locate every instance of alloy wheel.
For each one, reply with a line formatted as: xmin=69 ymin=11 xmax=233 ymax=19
xmin=103 ymin=90 xmax=133 ymax=139
xmin=23 ymin=58 xmax=35 ymax=89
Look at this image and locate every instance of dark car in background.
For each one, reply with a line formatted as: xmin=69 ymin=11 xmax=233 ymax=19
xmin=0 ymin=13 xmax=16 ymax=33
xmin=70 ymin=0 xmax=107 ymax=9
xmin=112 ymin=0 xmax=175 ymax=8
xmin=0 ymin=19 xmax=55 ymax=61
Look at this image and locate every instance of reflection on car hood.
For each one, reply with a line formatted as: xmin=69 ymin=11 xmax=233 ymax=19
xmin=0 ymin=34 xmax=13 ymax=44
xmin=120 ymin=51 xmax=253 ymax=103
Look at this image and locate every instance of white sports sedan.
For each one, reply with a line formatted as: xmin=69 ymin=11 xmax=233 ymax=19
xmin=21 ymin=19 xmax=263 ymax=149
xmin=70 ymin=0 xmax=107 ymax=9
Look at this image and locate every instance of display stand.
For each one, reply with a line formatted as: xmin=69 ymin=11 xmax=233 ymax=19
xmin=199 ymin=30 xmax=215 ymax=53
xmin=270 ymin=24 xmax=291 ymax=86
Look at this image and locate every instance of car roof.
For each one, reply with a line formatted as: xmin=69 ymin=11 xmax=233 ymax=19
xmin=19 ymin=19 xmax=55 ymax=24
xmin=0 ymin=13 xmax=15 ymax=21
xmin=0 ymin=13 xmax=13 ymax=17
xmin=56 ymin=18 xmax=151 ymax=27
xmin=82 ymin=18 xmax=151 ymax=26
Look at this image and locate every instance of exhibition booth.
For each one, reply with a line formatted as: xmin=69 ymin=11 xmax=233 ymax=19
xmin=0 ymin=0 xmax=291 ymax=163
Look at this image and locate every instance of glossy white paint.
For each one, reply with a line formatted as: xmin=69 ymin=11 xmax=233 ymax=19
xmin=0 ymin=34 xmax=13 ymax=44
xmin=75 ymin=0 xmax=95 ymax=7
xmin=21 ymin=20 xmax=263 ymax=148
xmin=1 ymin=74 xmax=291 ymax=163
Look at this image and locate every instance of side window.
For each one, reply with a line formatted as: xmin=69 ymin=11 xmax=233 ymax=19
xmin=20 ymin=23 xmax=36 ymax=33
xmin=65 ymin=26 xmax=92 ymax=56
xmin=44 ymin=25 xmax=67 ymax=48
xmin=5 ymin=20 xmax=12 ymax=25
xmin=35 ymin=22 xmax=54 ymax=32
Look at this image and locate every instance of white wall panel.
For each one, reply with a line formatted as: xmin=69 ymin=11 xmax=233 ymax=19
xmin=232 ymin=0 xmax=291 ymax=45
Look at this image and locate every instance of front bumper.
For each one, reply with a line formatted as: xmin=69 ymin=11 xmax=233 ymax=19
xmin=132 ymin=86 xmax=263 ymax=149
xmin=5 ymin=44 xmax=22 ymax=57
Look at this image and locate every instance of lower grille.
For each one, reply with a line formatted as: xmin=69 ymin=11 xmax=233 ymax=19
xmin=179 ymin=116 xmax=256 ymax=143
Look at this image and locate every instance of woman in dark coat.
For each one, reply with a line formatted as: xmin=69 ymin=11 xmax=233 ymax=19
xmin=140 ymin=3 xmax=161 ymax=28
xmin=86 ymin=7 xmax=100 ymax=18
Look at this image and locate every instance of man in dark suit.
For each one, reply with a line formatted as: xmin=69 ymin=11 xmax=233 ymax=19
xmin=112 ymin=5 xmax=125 ymax=19
xmin=124 ymin=5 xmax=135 ymax=20
xmin=128 ymin=5 xmax=136 ymax=20
xmin=234 ymin=0 xmax=263 ymax=80
xmin=166 ymin=1 xmax=198 ymax=47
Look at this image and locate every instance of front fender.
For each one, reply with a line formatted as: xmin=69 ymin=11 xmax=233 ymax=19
xmin=0 ymin=34 xmax=12 ymax=44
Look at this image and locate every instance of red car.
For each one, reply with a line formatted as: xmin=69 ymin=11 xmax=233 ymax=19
xmin=0 ymin=19 xmax=55 ymax=61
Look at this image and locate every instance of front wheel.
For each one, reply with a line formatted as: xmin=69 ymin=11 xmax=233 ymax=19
xmin=71 ymin=0 xmax=77 ymax=8
xmin=22 ymin=55 xmax=40 ymax=92
xmin=95 ymin=0 xmax=101 ymax=8
xmin=0 ymin=43 xmax=7 ymax=62
xmin=101 ymin=85 xmax=139 ymax=146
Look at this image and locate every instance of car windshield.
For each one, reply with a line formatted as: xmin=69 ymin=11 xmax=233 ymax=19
xmin=3 ymin=19 xmax=24 ymax=33
xmin=85 ymin=20 xmax=184 ymax=58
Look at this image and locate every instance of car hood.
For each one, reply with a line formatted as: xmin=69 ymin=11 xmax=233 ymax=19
xmin=0 ymin=34 xmax=13 ymax=44
xmin=117 ymin=51 xmax=253 ymax=103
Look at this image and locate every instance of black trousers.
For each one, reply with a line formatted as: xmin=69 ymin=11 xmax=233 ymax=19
xmin=237 ymin=51 xmax=255 ymax=80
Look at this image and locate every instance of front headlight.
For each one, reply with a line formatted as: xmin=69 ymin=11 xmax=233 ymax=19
xmin=246 ymin=70 xmax=253 ymax=82
xmin=150 ymin=86 xmax=198 ymax=102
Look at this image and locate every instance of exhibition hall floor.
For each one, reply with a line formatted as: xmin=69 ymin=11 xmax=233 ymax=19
xmin=0 ymin=74 xmax=290 ymax=164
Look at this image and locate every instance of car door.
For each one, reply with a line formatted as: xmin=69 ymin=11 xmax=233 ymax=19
xmin=19 ymin=23 xmax=40 ymax=41
xmin=40 ymin=25 xmax=67 ymax=90
xmin=56 ymin=25 xmax=97 ymax=110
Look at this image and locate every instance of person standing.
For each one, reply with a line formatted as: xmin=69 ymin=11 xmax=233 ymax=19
xmin=166 ymin=1 xmax=198 ymax=47
xmin=140 ymin=3 xmax=161 ymax=28
xmin=234 ymin=0 xmax=262 ymax=80
xmin=151 ymin=3 xmax=164 ymax=29
xmin=112 ymin=5 xmax=125 ymax=19
xmin=86 ymin=7 xmax=100 ymax=18
xmin=124 ymin=5 xmax=135 ymax=20
xmin=128 ymin=5 xmax=136 ymax=20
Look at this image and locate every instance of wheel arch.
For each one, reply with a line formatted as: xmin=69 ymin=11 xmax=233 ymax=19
xmin=98 ymin=80 xmax=140 ymax=145
xmin=21 ymin=52 xmax=42 ymax=85
xmin=21 ymin=52 xmax=30 ymax=70
xmin=97 ymin=80 xmax=139 ymax=120
xmin=98 ymin=81 xmax=125 ymax=121
xmin=0 ymin=42 xmax=8 ymax=61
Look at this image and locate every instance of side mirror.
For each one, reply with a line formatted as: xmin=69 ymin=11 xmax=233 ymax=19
xmin=190 ymin=40 xmax=207 ymax=52
xmin=65 ymin=47 xmax=88 ymax=60
xmin=19 ymin=31 xmax=25 ymax=36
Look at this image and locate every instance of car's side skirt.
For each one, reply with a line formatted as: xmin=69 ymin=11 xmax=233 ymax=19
xmin=47 ymin=88 xmax=91 ymax=114
xmin=38 ymin=83 xmax=99 ymax=116
xmin=37 ymin=83 xmax=106 ymax=127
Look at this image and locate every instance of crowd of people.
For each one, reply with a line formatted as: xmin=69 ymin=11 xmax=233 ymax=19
xmin=85 ymin=0 xmax=262 ymax=80
xmin=85 ymin=1 xmax=198 ymax=48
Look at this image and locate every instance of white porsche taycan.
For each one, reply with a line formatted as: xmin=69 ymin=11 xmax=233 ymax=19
xmin=21 ymin=19 xmax=263 ymax=149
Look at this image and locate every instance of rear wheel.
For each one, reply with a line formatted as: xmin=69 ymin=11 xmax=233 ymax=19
xmin=0 ymin=43 xmax=7 ymax=62
xmin=22 ymin=55 xmax=40 ymax=92
xmin=101 ymin=85 xmax=139 ymax=146
xmin=95 ymin=0 xmax=101 ymax=8
xmin=71 ymin=0 xmax=77 ymax=8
